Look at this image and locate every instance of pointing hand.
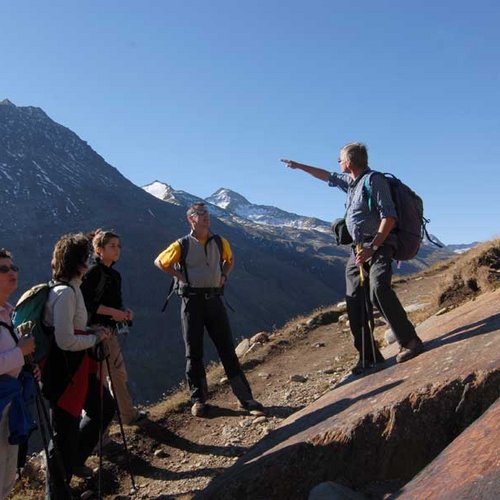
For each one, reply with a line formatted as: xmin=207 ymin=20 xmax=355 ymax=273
xmin=280 ymin=158 xmax=299 ymax=169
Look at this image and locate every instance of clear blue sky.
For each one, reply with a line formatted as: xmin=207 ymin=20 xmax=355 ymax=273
xmin=2 ymin=0 xmax=499 ymax=244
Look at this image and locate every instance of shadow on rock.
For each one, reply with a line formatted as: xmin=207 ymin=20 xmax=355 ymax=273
xmin=262 ymin=405 xmax=304 ymax=419
xmin=235 ymin=380 xmax=403 ymax=466
xmin=430 ymin=313 xmax=500 ymax=349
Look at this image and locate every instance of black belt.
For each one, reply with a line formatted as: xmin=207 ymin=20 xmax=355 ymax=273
xmin=185 ymin=287 xmax=223 ymax=299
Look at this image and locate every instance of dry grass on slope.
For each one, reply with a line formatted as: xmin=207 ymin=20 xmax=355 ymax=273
xmin=436 ymin=239 xmax=500 ymax=309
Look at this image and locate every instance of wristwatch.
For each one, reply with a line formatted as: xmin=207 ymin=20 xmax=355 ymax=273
xmin=370 ymin=243 xmax=380 ymax=252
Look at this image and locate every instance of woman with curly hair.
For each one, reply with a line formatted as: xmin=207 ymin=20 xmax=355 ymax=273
xmin=42 ymin=233 xmax=114 ymax=499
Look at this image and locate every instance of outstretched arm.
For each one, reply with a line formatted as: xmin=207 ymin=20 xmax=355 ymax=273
xmin=280 ymin=159 xmax=331 ymax=182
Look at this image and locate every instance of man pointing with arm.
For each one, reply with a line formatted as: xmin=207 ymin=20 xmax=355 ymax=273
xmin=283 ymin=142 xmax=424 ymax=374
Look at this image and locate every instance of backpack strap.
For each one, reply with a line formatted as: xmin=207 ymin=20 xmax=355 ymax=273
xmin=178 ymin=234 xmax=191 ymax=285
xmin=362 ymin=170 xmax=382 ymax=212
xmin=49 ymin=280 xmax=74 ymax=292
xmin=0 ymin=320 xmax=18 ymax=345
xmin=161 ymin=235 xmax=190 ymax=312
xmin=208 ymin=234 xmax=224 ymax=268
xmin=422 ymin=217 xmax=444 ymax=248
xmin=208 ymin=234 xmax=235 ymax=311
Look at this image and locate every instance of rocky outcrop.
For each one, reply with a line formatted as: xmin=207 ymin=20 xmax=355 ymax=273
xmin=201 ymin=289 xmax=500 ymax=499
xmin=399 ymin=398 xmax=500 ymax=499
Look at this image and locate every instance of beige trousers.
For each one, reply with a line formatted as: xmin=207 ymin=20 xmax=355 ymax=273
xmin=102 ymin=335 xmax=137 ymax=425
xmin=0 ymin=405 xmax=18 ymax=500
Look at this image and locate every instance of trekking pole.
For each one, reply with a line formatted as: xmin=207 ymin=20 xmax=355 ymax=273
xmin=33 ymin=391 xmax=51 ymax=487
xmin=30 ymin=375 xmax=74 ymax=498
xmin=98 ymin=357 xmax=104 ymax=500
xmin=356 ymin=245 xmax=378 ymax=367
xmin=362 ymin=274 xmax=378 ymax=367
xmin=15 ymin=322 xmax=72 ymax=499
xmin=355 ymin=245 xmax=366 ymax=369
xmin=104 ymin=349 xmax=137 ymax=492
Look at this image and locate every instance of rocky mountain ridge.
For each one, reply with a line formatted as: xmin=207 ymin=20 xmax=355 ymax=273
xmin=143 ymin=181 xmax=464 ymax=252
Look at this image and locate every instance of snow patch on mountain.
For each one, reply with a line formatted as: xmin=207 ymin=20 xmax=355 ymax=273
xmin=143 ymin=181 xmax=227 ymax=217
xmin=144 ymin=181 xmax=178 ymax=203
xmin=207 ymin=188 xmax=331 ymax=233
xmin=143 ymin=183 xmax=466 ymax=256
xmin=447 ymin=242 xmax=481 ymax=254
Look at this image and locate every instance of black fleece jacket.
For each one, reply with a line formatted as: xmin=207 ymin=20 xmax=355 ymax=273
xmin=81 ymin=258 xmax=123 ymax=327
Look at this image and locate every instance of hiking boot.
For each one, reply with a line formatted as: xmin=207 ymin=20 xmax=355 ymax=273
xmin=73 ymin=464 xmax=94 ymax=479
xmin=396 ymin=338 xmax=424 ymax=363
xmin=191 ymin=402 xmax=209 ymax=417
xmin=239 ymin=399 xmax=265 ymax=416
xmin=351 ymin=355 xmax=385 ymax=375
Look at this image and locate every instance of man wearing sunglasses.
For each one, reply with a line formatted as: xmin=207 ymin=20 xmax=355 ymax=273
xmin=155 ymin=203 xmax=264 ymax=418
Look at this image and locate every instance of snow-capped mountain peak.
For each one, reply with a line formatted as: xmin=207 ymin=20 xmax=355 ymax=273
xmin=143 ymin=180 xmax=180 ymax=204
xmin=207 ymin=188 xmax=251 ymax=210
xmin=143 ymin=181 xmax=226 ymax=216
xmin=206 ymin=188 xmax=331 ymax=232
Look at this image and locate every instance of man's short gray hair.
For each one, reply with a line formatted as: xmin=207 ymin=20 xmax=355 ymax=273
xmin=341 ymin=142 xmax=368 ymax=169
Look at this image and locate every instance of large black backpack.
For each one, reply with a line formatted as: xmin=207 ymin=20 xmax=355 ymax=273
xmin=161 ymin=234 xmax=223 ymax=311
xmin=364 ymin=172 xmax=441 ymax=260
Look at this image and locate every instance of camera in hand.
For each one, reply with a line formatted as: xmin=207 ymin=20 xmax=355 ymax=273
xmin=115 ymin=321 xmax=130 ymax=336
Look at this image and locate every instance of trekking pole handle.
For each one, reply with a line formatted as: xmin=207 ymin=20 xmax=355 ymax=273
xmin=355 ymin=244 xmax=366 ymax=284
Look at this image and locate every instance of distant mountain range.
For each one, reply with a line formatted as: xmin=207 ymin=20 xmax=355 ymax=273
xmin=446 ymin=242 xmax=482 ymax=254
xmin=144 ymin=181 xmax=331 ymax=233
xmin=143 ymin=180 xmax=461 ymax=259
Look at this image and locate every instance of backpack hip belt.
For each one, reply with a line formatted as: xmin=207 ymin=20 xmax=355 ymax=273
xmin=183 ymin=287 xmax=223 ymax=299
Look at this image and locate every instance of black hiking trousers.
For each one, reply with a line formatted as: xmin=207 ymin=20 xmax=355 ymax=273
xmin=181 ymin=294 xmax=253 ymax=405
xmin=46 ymin=374 xmax=115 ymax=499
xmin=345 ymin=245 xmax=420 ymax=363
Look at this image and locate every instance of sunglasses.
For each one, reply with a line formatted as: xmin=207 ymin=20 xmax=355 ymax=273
xmin=190 ymin=209 xmax=208 ymax=216
xmin=0 ymin=264 xmax=19 ymax=273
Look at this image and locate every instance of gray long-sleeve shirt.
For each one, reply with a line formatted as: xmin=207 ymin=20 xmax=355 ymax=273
xmin=328 ymin=169 xmax=398 ymax=244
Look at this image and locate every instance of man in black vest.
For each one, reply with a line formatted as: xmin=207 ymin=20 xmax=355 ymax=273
xmin=154 ymin=202 xmax=263 ymax=417
xmin=283 ymin=143 xmax=424 ymax=374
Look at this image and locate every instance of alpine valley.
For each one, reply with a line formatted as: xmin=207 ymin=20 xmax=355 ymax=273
xmin=0 ymin=99 xmax=454 ymax=401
